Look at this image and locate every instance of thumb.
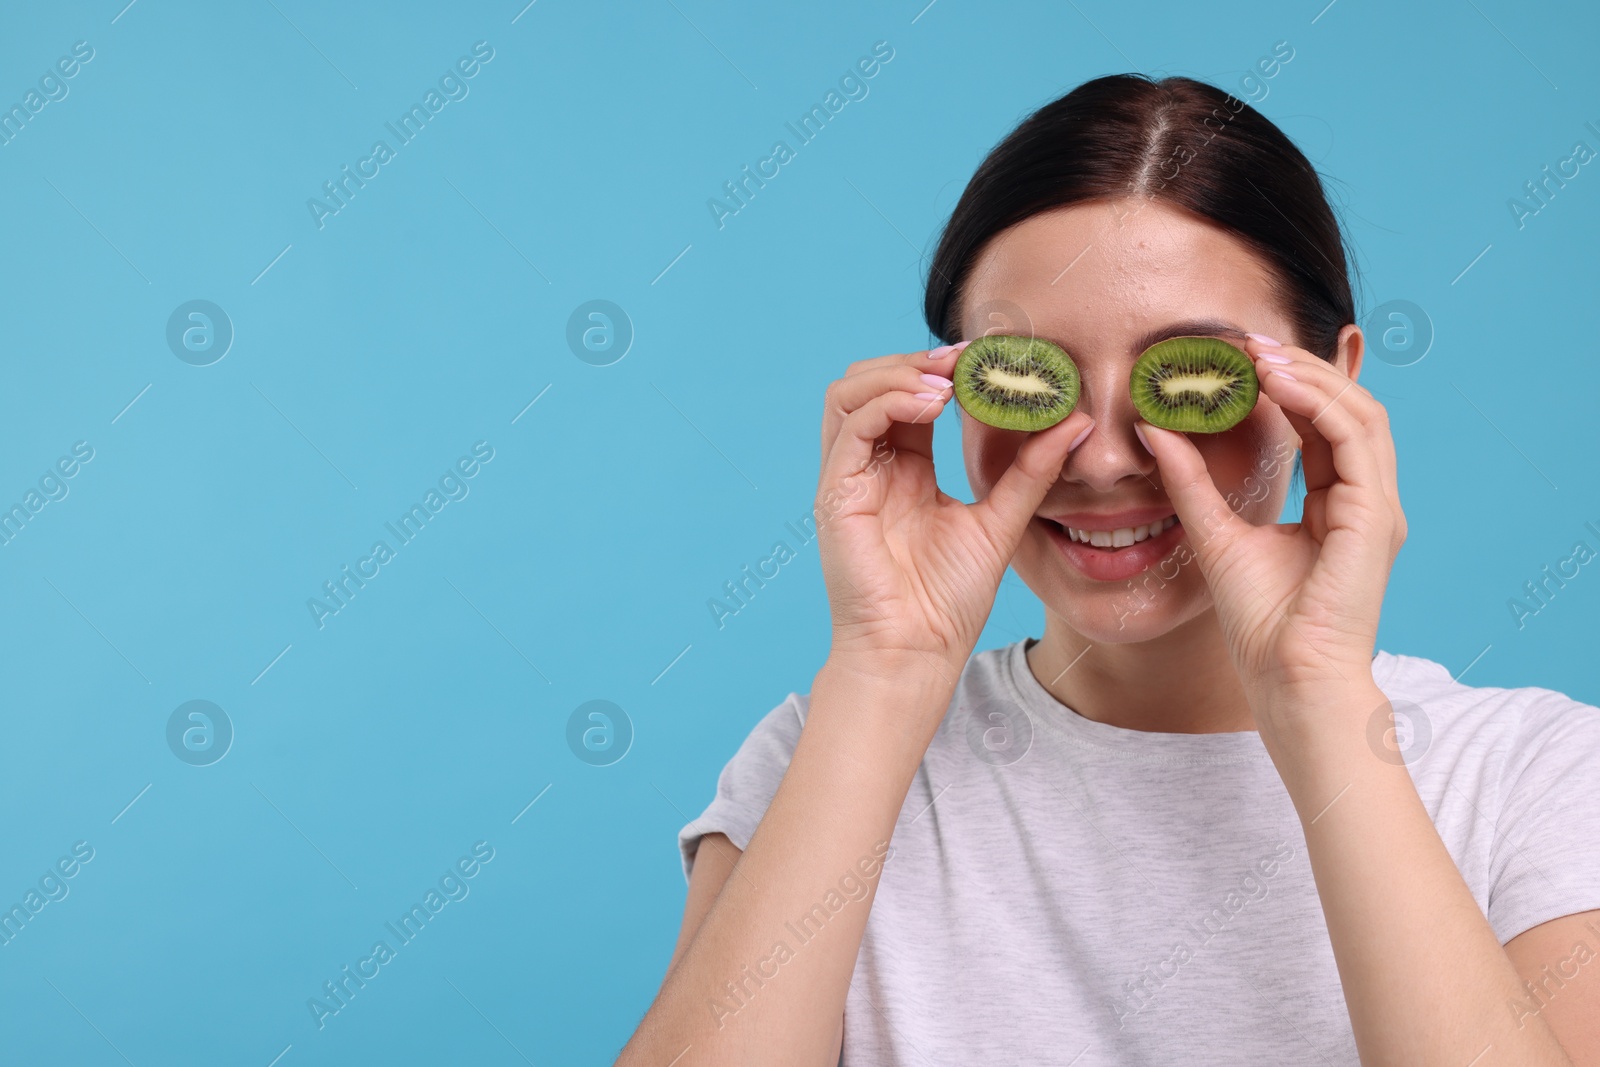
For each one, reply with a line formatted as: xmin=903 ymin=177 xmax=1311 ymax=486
xmin=1136 ymin=421 xmax=1247 ymax=569
xmin=972 ymin=411 xmax=1094 ymax=555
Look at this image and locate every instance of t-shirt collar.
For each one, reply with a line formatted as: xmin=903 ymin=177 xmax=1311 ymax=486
xmin=1000 ymin=637 xmax=1276 ymax=762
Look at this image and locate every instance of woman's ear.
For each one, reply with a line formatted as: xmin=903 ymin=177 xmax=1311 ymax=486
xmin=1335 ymin=322 xmax=1365 ymax=382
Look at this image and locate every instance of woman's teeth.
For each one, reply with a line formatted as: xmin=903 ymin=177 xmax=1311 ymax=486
xmin=1063 ymin=515 xmax=1178 ymax=548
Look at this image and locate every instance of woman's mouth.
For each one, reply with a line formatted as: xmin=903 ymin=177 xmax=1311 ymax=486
xmin=1060 ymin=515 xmax=1178 ymax=547
xmin=1036 ymin=512 xmax=1188 ymax=582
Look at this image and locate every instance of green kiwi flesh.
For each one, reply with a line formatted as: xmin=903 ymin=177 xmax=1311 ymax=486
xmin=952 ymin=335 xmax=1080 ymax=432
xmin=1129 ymin=336 xmax=1259 ymax=433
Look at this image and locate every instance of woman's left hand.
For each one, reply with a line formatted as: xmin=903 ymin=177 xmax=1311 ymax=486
xmin=1135 ymin=334 xmax=1405 ymax=742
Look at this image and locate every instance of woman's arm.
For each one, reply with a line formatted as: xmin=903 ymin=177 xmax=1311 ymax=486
xmin=665 ymin=832 xmax=740 ymax=976
xmin=1270 ymin=687 xmax=1578 ymax=1066
xmin=664 ymin=833 xmax=847 ymax=1066
xmin=1138 ymin=332 xmax=1583 ymax=1063
xmin=619 ymin=339 xmax=1088 ymax=1065
xmin=617 ymin=658 xmax=950 ymax=1066
xmin=1506 ymin=910 xmax=1600 ymax=1064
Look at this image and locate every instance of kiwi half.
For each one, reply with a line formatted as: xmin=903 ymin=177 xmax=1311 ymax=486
xmin=952 ymin=335 xmax=1080 ymax=432
xmin=1129 ymin=336 xmax=1259 ymax=433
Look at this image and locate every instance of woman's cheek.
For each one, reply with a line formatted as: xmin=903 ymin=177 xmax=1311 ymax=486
xmin=963 ymin=420 xmax=1025 ymax=495
xmin=1199 ymin=413 xmax=1291 ymax=518
xmin=1192 ymin=436 xmax=1257 ymax=513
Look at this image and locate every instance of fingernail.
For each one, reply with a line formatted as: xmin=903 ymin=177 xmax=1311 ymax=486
xmin=1257 ymin=353 xmax=1293 ymax=364
xmin=1134 ymin=423 xmax=1153 ymax=455
xmin=1067 ymin=423 xmax=1094 ymax=451
xmin=1267 ymin=368 xmax=1297 ymax=382
xmin=929 ymin=344 xmax=958 ymax=359
xmin=920 ymin=373 xmax=953 ymax=389
xmin=914 ymin=391 xmax=945 ymax=401
xmin=1246 ymin=332 xmax=1281 ymax=347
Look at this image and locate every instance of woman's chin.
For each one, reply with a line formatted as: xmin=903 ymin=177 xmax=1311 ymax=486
xmin=1034 ymin=577 xmax=1210 ymax=645
xmin=1015 ymin=531 xmax=1211 ymax=643
xmin=1049 ymin=601 xmax=1203 ymax=643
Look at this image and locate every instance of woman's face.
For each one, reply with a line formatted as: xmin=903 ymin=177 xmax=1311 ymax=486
xmin=959 ymin=196 xmax=1335 ymax=644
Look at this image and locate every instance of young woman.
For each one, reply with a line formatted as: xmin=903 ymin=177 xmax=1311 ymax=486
xmin=618 ymin=74 xmax=1600 ymax=1065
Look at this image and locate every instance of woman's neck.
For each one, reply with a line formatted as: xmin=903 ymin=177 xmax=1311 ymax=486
xmin=1026 ymin=609 xmax=1256 ymax=734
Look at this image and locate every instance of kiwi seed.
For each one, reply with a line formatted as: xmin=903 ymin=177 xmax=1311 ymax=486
xmin=1128 ymin=336 xmax=1259 ymax=433
xmin=952 ymin=335 xmax=1081 ymax=432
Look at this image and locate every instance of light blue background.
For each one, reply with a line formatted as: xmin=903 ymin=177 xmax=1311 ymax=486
xmin=1 ymin=1 xmax=1595 ymax=1063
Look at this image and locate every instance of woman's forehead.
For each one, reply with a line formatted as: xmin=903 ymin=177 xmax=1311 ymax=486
xmin=959 ymin=203 xmax=1281 ymax=348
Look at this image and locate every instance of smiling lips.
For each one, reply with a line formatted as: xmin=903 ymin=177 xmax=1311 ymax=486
xmin=1037 ymin=509 xmax=1189 ymax=582
xmin=1059 ymin=515 xmax=1178 ymax=547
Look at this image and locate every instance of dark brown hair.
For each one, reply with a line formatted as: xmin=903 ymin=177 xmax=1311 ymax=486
xmin=922 ymin=74 xmax=1361 ymax=363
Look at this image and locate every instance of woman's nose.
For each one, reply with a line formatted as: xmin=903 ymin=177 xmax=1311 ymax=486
xmin=1063 ymin=371 xmax=1156 ymax=491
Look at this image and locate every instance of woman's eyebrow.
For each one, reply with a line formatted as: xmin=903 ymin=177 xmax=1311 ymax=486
xmin=1128 ymin=319 xmax=1248 ymax=354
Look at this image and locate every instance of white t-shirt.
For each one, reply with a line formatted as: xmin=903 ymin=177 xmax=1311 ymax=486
xmin=678 ymin=638 xmax=1600 ymax=1065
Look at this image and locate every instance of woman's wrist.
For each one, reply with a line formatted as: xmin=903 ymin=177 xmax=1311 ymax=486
xmin=822 ymin=644 xmax=967 ymax=699
xmin=809 ymin=651 xmax=962 ymax=770
xmin=1250 ymin=677 xmax=1397 ymax=807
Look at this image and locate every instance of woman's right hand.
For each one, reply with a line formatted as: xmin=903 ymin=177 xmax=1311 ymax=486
xmin=814 ymin=340 xmax=1094 ymax=696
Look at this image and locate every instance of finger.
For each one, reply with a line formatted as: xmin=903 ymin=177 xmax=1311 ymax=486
xmin=1134 ymin=421 xmax=1251 ymax=568
xmin=1244 ymin=337 xmax=1406 ymax=555
xmin=824 ymin=340 xmax=972 ymax=472
xmin=1267 ymin=370 xmax=1404 ymax=554
xmin=1265 ymin=373 xmax=1402 ymax=569
xmin=970 ymin=411 xmax=1094 ymax=555
xmin=822 ymin=364 xmax=956 ymax=462
xmin=1276 ymin=360 xmax=1401 ymax=512
xmin=1243 ymin=339 xmax=1392 ymax=498
xmin=1244 ymin=337 xmax=1334 ymax=492
xmin=843 ymin=339 xmax=972 ymax=379
xmin=1244 ymin=338 xmax=1386 ymax=418
xmin=1254 ymin=366 xmax=1386 ymax=500
xmin=1275 ymin=397 xmax=1395 ymax=514
xmin=819 ymin=388 xmax=947 ymax=500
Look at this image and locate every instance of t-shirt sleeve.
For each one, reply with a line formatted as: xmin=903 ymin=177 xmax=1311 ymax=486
xmin=1487 ymin=687 xmax=1600 ymax=943
xmin=676 ymin=691 xmax=809 ymax=885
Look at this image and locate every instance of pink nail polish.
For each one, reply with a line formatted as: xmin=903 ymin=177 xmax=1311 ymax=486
xmin=1258 ymin=353 xmax=1293 ymax=364
xmin=1067 ymin=424 xmax=1094 ymax=451
xmin=1267 ymin=368 xmax=1297 ymax=382
xmin=929 ymin=344 xmax=958 ymax=359
xmin=920 ymin=373 xmax=953 ymax=389
xmin=914 ymin=391 xmax=944 ymax=401
xmin=1134 ymin=423 xmax=1153 ymax=455
xmin=1246 ymin=332 xmax=1281 ymax=347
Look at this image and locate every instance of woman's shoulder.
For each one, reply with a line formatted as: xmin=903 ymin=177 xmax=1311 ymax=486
xmin=1375 ymin=648 xmax=1598 ymax=716
xmin=1378 ymin=649 xmax=1600 ymax=942
xmin=716 ymin=689 xmax=811 ymax=775
xmin=1373 ymin=647 xmax=1600 ymax=771
xmin=706 ymin=647 xmax=1017 ymax=782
